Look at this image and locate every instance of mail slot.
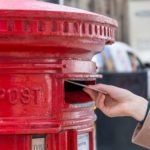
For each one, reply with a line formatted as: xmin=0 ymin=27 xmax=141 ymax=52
xmin=65 ymin=80 xmax=95 ymax=104
xmin=0 ymin=0 xmax=117 ymax=149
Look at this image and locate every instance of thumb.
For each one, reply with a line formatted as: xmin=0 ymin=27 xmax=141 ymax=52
xmin=83 ymin=88 xmax=98 ymax=100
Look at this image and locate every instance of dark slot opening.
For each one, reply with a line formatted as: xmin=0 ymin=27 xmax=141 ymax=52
xmin=64 ymin=80 xmax=95 ymax=104
xmin=32 ymin=134 xmax=46 ymax=139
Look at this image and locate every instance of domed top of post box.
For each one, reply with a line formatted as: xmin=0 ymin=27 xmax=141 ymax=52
xmin=0 ymin=0 xmax=118 ymax=60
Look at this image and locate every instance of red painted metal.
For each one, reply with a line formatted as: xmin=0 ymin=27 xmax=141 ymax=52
xmin=0 ymin=0 xmax=117 ymax=149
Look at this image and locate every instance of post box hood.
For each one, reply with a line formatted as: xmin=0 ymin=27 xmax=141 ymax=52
xmin=0 ymin=0 xmax=117 ymax=26
xmin=0 ymin=0 xmax=118 ymax=60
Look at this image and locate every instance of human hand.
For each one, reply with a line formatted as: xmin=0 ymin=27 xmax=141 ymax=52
xmin=83 ymin=84 xmax=148 ymax=121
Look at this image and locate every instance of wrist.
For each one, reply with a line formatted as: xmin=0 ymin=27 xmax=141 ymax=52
xmin=128 ymin=96 xmax=148 ymax=121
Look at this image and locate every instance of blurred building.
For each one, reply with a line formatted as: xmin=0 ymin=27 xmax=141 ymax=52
xmin=64 ymin=0 xmax=129 ymax=44
xmin=64 ymin=0 xmax=150 ymax=63
xmin=128 ymin=0 xmax=150 ymax=63
xmin=42 ymin=0 xmax=150 ymax=62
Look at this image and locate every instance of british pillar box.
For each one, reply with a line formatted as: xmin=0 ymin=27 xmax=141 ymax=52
xmin=0 ymin=0 xmax=117 ymax=149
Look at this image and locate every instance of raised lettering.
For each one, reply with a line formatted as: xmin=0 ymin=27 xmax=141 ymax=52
xmin=32 ymin=88 xmax=41 ymax=104
xmin=20 ymin=88 xmax=31 ymax=104
xmin=7 ymin=88 xmax=19 ymax=105
xmin=0 ymin=87 xmax=42 ymax=105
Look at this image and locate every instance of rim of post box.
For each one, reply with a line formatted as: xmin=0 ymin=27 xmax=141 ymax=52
xmin=0 ymin=9 xmax=118 ymax=43
xmin=0 ymin=0 xmax=118 ymax=60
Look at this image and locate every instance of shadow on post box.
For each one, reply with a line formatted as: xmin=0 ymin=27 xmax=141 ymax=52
xmin=95 ymin=71 xmax=148 ymax=150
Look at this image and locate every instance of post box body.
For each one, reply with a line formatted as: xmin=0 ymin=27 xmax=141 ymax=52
xmin=0 ymin=58 xmax=99 ymax=150
xmin=0 ymin=0 xmax=117 ymax=149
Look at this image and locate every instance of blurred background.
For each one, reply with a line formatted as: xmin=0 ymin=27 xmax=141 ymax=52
xmin=46 ymin=0 xmax=150 ymax=63
xmin=43 ymin=0 xmax=150 ymax=150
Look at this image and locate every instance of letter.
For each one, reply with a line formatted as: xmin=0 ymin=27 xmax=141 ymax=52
xmin=20 ymin=88 xmax=31 ymax=104
xmin=7 ymin=88 xmax=19 ymax=105
xmin=32 ymin=87 xmax=41 ymax=104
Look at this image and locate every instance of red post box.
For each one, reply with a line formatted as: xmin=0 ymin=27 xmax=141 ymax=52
xmin=0 ymin=0 xmax=118 ymax=149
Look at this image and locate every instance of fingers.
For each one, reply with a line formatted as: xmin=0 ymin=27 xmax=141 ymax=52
xmin=95 ymin=93 xmax=106 ymax=110
xmin=84 ymin=88 xmax=106 ymax=110
xmin=95 ymin=93 xmax=102 ymax=107
xmin=89 ymin=84 xmax=112 ymax=95
xmin=84 ymin=84 xmax=135 ymax=118
xmin=83 ymin=88 xmax=98 ymax=100
xmin=89 ymin=84 xmax=125 ymax=99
